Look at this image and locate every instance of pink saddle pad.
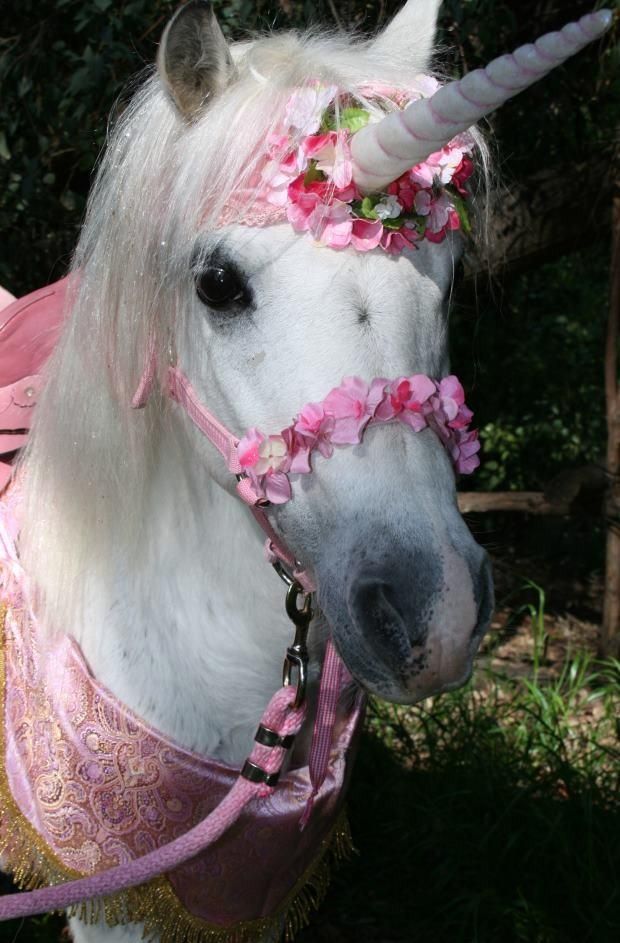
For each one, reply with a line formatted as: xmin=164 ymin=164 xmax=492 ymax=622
xmin=0 ymin=277 xmax=70 ymax=490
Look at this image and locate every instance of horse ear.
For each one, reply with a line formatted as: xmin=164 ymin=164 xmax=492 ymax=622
xmin=372 ymin=0 xmax=442 ymax=71
xmin=157 ymin=0 xmax=235 ymax=121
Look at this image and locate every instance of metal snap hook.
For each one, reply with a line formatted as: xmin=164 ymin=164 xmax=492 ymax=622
xmin=285 ymin=581 xmax=313 ymax=629
xmin=282 ymin=580 xmax=313 ymax=708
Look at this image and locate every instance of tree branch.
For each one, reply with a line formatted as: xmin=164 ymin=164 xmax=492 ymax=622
xmin=466 ymin=149 xmax=616 ymax=281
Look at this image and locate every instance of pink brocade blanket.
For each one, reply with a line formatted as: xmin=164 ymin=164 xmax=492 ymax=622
xmin=0 ymin=484 xmax=363 ymax=942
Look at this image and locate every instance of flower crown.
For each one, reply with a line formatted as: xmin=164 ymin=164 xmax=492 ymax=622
xmin=237 ymin=78 xmax=475 ymax=254
xmin=236 ymin=374 xmax=479 ymax=504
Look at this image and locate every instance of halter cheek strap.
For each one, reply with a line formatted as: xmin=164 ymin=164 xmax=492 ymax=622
xmin=131 ymin=351 xmax=316 ymax=593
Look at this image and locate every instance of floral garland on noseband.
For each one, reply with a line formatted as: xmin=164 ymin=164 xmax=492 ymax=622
xmin=257 ymin=79 xmax=474 ymax=253
xmin=237 ymin=374 xmax=479 ymax=504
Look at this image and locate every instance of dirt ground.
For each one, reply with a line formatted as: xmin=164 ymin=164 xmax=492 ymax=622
xmin=482 ymin=531 xmax=605 ymax=676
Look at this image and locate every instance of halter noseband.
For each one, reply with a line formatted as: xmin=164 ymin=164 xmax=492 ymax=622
xmin=131 ymin=345 xmax=479 ymax=598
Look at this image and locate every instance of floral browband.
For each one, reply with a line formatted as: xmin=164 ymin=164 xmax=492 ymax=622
xmin=236 ymin=79 xmax=475 ymax=254
xmin=236 ymin=374 xmax=480 ymax=504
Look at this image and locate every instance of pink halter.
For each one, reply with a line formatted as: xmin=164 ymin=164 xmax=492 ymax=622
xmin=133 ymin=346 xmax=479 ymax=591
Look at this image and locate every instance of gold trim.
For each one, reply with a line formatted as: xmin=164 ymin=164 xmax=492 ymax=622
xmin=0 ymin=604 xmax=354 ymax=942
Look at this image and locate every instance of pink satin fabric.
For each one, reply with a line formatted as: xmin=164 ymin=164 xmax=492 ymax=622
xmin=0 ymin=483 xmax=364 ymax=929
xmin=0 ymin=279 xmax=71 ymax=492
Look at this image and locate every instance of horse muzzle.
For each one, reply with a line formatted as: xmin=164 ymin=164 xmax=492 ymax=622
xmin=316 ymin=532 xmax=493 ymax=703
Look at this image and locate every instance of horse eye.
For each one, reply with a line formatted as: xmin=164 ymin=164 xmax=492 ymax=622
xmin=195 ymin=265 xmax=245 ymax=309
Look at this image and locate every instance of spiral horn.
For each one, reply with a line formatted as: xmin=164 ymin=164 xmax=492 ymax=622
xmin=351 ymin=9 xmax=613 ymax=193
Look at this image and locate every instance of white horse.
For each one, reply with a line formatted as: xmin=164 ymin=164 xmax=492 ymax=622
xmin=4 ymin=1 xmax=609 ymax=941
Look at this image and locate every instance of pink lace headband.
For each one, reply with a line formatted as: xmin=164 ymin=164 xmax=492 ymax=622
xmin=223 ymin=79 xmax=474 ymax=253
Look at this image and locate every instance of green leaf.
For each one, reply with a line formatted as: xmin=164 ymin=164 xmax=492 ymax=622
xmin=382 ymin=216 xmax=406 ymax=231
xmin=322 ymin=107 xmax=370 ymax=133
xmin=339 ymin=107 xmax=370 ymax=133
xmin=303 ymin=161 xmax=325 ymax=185
xmin=450 ymin=192 xmax=472 ymax=235
xmin=0 ymin=132 xmax=10 ymax=161
xmin=360 ymin=196 xmax=378 ymax=220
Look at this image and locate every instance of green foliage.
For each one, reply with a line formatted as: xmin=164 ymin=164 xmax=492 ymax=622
xmin=0 ymin=908 xmax=64 ymax=943
xmin=452 ymin=246 xmax=609 ymax=491
xmin=323 ymin=647 xmax=620 ymax=943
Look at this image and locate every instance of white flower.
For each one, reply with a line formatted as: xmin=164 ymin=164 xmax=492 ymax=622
xmin=255 ymin=435 xmax=289 ymax=475
xmin=374 ymin=195 xmax=403 ymax=220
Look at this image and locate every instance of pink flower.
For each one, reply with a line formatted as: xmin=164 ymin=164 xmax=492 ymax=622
xmin=410 ymin=75 xmax=442 ymax=100
xmin=410 ymin=162 xmax=435 ymax=189
xmin=376 ymin=375 xmax=436 ymax=430
xmin=237 ymin=430 xmax=294 ymax=504
xmin=425 ymin=208 xmax=461 ymax=244
xmin=351 ymin=218 xmax=383 ymax=252
xmin=410 ymin=134 xmax=474 ymax=190
xmin=286 ymin=184 xmax=322 ymax=232
xmin=308 ymin=200 xmax=354 ymax=249
xmin=429 ymin=146 xmax=468 ymax=186
xmin=261 ymin=142 xmax=308 ymax=207
xmin=237 ymin=427 xmax=264 ymax=470
xmin=303 ymin=131 xmax=353 ymax=190
xmin=450 ymin=429 xmax=480 ymax=475
xmin=388 ymin=175 xmax=418 ymax=212
xmin=414 ymin=190 xmax=453 ymax=234
xmin=323 ymin=376 xmax=387 ymax=444
xmin=287 ymin=174 xmax=357 ymax=234
xmin=294 ymin=402 xmax=335 ymax=459
xmin=380 ymin=226 xmax=420 ymax=255
xmin=434 ymin=376 xmax=474 ymax=430
xmin=284 ymin=84 xmax=338 ymax=135
xmin=262 ymin=472 xmax=293 ymax=504
xmin=281 ymin=426 xmax=313 ymax=474
xmin=452 ymin=156 xmax=474 ymax=196
xmin=437 ymin=376 xmax=465 ymax=420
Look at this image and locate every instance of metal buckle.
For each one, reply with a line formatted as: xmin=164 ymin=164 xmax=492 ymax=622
xmin=235 ymin=473 xmax=271 ymax=509
xmin=282 ymin=580 xmax=313 ymax=709
xmin=241 ymin=760 xmax=280 ymax=787
xmin=255 ymin=724 xmax=295 ymax=749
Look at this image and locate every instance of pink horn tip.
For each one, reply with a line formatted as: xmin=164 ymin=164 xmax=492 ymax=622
xmin=351 ymin=9 xmax=613 ymax=194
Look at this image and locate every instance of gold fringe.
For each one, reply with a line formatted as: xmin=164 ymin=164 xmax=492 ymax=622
xmin=0 ymin=605 xmax=355 ymax=942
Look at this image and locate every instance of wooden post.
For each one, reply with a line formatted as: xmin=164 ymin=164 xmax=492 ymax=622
xmin=602 ymin=191 xmax=620 ymax=658
xmin=457 ymin=492 xmax=570 ymax=515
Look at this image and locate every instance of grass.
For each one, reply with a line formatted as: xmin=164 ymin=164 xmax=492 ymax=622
xmin=1 ymin=592 xmax=619 ymax=943
xmin=304 ymin=630 xmax=620 ymax=941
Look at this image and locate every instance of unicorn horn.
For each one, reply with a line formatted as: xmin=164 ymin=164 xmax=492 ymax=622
xmin=351 ymin=10 xmax=613 ymax=193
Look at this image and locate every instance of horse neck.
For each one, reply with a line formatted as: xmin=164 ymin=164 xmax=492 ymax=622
xmin=74 ymin=431 xmax=305 ymax=766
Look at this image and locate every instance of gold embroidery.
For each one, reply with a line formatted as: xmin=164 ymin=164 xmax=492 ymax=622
xmin=0 ymin=605 xmax=354 ymax=942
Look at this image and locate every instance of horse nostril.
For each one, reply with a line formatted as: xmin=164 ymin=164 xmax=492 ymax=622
xmin=348 ymin=579 xmax=421 ymax=668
